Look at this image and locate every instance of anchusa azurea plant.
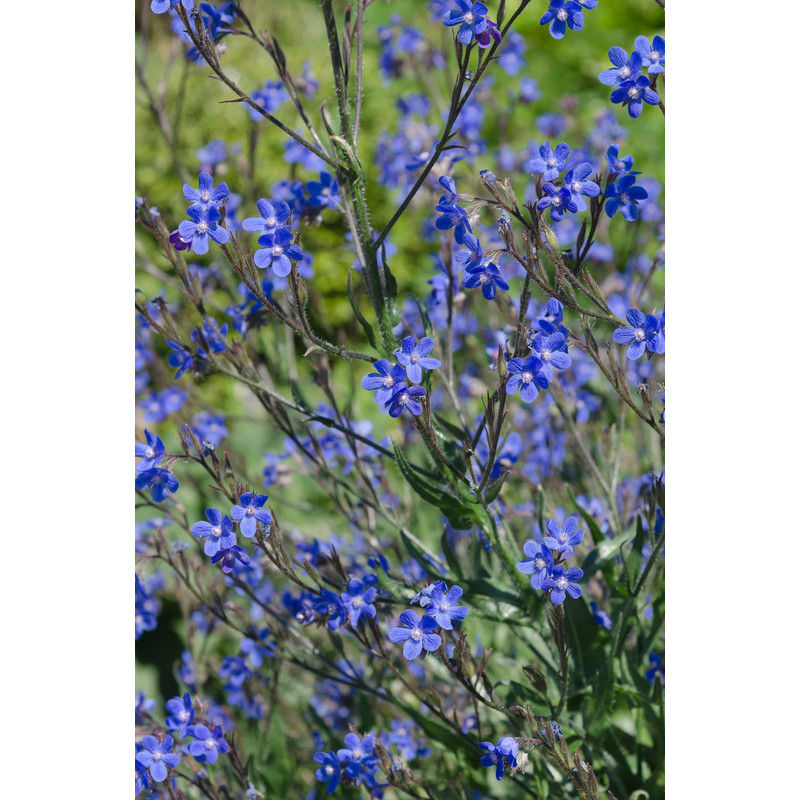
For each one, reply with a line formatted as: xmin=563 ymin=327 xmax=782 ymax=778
xmin=136 ymin=2 xmax=664 ymax=798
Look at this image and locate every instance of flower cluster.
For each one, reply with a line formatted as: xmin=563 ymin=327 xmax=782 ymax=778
xmin=599 ymin=36 xmax=664 ymax=118
xmin=177 ymin=172 xmax=231 ymax=254
xmin=517 ymin=515 xmax=585 ymax=604
xmin=135 ymin=430 xmax=179 ymax=502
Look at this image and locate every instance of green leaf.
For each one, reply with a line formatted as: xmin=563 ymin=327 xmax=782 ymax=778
xmin=346 ymin=267 xmax=380 ymax=353
xmin=483 ymin=473 xmax=508 ymax=505
xmin=401 ymin=291 xmax=432 ymax=338
xmin=580 ymin=528 xmax=633 ymax=578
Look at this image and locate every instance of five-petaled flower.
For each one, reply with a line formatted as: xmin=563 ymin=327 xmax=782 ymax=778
xmin=537 ymin=183 xmax=579 ymax=222
xmin=341 ymin=578 xmax=377 ymax=626
xmin=605 ymin=174 xmax=648 ymax=221
xmin=517 ymin=542 xmax=555 ymax=589
xmin=254 ymin=226 xmax=303 ymax=276
xmin=183 ymin=171 xmax=229 ymax=211
xmin=313 ymin=750 xmax=342 ymax=794
xmin=609 ymin=76 xmax=660 ymax=118
xmin=178 ymin=205 xmax=229 ymax=255
xmin=442 ymin=1 xmax=490 ymax=46
xmin=389 ymin=609 xmax=441 ymax=660
xmin=635 ymin=35 xmax=665 ymax=74
xmin=191 ymin=508 xmax=236 ymax=557
xmin=336 ymin=732 xmax=377 ymax=778
xmin=479 ymin=737 xmax=519 ymax=781
xmin=395 ymin=336 xmax=441 ymax=383
xmin=528 ymin=141 xmax=572 ymax=181
xmin=187 ymin=724 xmax=229 ymax=764
xmin=506 ymin=356 xmax=549 ymax=403
xmin=242 ymin=198 xmax=291 ymax=235
xmin=231 ymin=492 xmax=272 ymax=537
xmin=135 ymin=467 xmax=179 ymax=502
xmin=361 ymin=360 xmax=408 ymax=404
xmin=425 ymin=583 xmax=468 ymax=630
xmin=136 ymin=735 xmax=181 ymax=783
xmin=385 ymin=385 xmax=427 ymax=417
xmin=540 ymin=0 xmax=585 ymax=40
xmin=613 ymin=308 xmax=661 ymax=359
xmin=462 ymin=262 xmax=510 ymax=300
xmin=598 ymin=47 xmax=644 ymax=87
xmin=542 ymin=515 xmax=585 ymax=556
xmin=135 ymin=429 xmax=165 ymax=473
xmin=541 ymin=564 xmax=584 ymax=604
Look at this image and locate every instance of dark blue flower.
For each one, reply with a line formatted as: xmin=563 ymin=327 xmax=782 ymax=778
xmin=598 ymin=47 xmax=644 ymax=87
xmin=135 ymin=429 xmax=165 ymax=473
xmin=516 ymin=541 xmax=554 ymax=589
xmin=605 ymin=174 xmax=648 ymax=221
xmin=506 ymin=356 xmax=549 ymax=403
xmin=385 ymin=385 xmax=426 ymax=417
xmin=231 ymin=492 xmax=271 ymax=538
xmin=605 ymin=144 xmax=636 ymax=176
xmin=306 ymin=172 xmax=340 ymax=209
xmin=528 ymin=141 xmax=572 ymax=181
xmin=541 ymin=565 xmax=583 ymax=604
xmin=462 ymin=262 xmax=510 ymax=299
xmin=536 ymin=182 xmax=579 ymax=222
xmin=395 ymin=336 xmax=441 ymax=383
xmin=313 ymin=750 xmax=342 ymax=794
xmin=254 ymin=226 xmax=303 ymax=276
xmin=425 ymin=584 xmax=468 ymax=630
xmin=191 ymin=508 xmax=236 ymax=557
xmin=635 ymin=35 xmax=665 ymax=74
xmin=341 ymin=578 xmax=377 ymax=626
xmin=609 ymin=76 xmax=660 ymax=118
xmin=435 ymin=201 xmax=472 ymax=244
xmin=135 ymin=467 xmax=179 ymax=502
xmin=540 ymin=1 xmax=584 ymax=40
xmin=563 ymin=163 xmax=601 ymax=211
xmin=442 ymin=1 xmax=489 ymax=46
xmin=210 ymin=545 xmax=251 ymax=573
xmin=479 ymin=737 xmax=518 ymax=781
xmin=135 ymin=735 xmax=181 ymax=782
xmin=454 ymin=232 xmax=484 ymax=271
xmin=178 ymin=205 xmax=229 ymax=255
xmin=530 ymin=332 xmax=571 ymax=380
xmin=613 ymin=308 xmax=660 ymax=359
xmin=590 ymin=601 xmax=613 ymax=630
xmin=388 ymin=610 xmax=441 ymax=660
xmin=314 ymin=589 xmax=348 ymax=631
xmin=337 ymin=732 xmax=377 ymax=779
xmin=475 ymin=17 xmax=502 ymax=48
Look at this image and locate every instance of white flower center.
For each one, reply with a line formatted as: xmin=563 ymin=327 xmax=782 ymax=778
xmin=411 ymin=628 xmax=423 ymax=641
xmin=571 ymin=181 xmax=582 ymax=192
xmin=650 ymin=50 xmax=659 ymax=62
xmin=634 ymin=327 xmax=646 ymax=341
xmin=556 ymin=576 xmax=568 ymax=590
xmin=265 ymin=216 xmax=276 ymax=227
xmin=464 ymin=12 xmax=475 ymax=24
xmin=479 ymin=274 xmax=489 ymax=284
xmin=352 ymin=748 xmax=363 ymax=759
xmin=628 ymin=86 xmax=641 ymax=100
xmin=153 ymin=751 xmax=163 ymax=762
xmin=205 ymin=738 xmax=217 ymax=750
xmin=145 ymin=447 xmax=155 ymax=459
xmin=197 ymin=222 xmax=209 ymax=234
xmin=399 ymin=392 xmax=410 ymax=405
xmin=382 ymin=375 xmax=395 ymax=388
xmin=542 ymin=349 xmax=552 ymax=360
xmin=521 ymin=370 xmax=533 ymax=384
xmin=201 ymin=191 xmax=210 ymax=202
xmin=615 ymin=160 xmax=625 ymax=171
xmin=246 ymin=507 xmax=255 ymax=516
xmin=552 ymin=196 xmax=562 ymax=207
xmin=619 ymin=192 xmax=630 ymax=204
xmin=619 ymin=66 xmax=631 ymax=79
xmin=178 ymin=710 xmax=189 ymax=721
xmin=272 ymin=245 xmax=284 ymax=256
xmin=325 ymin=765 xmax=335 ymax=775
xmin=535 ymin=557 xmax=546 ymax=569
xmin=440 ymin=602 xmax=450 ymax=612
xmin=212 ymin=525 xmax=222 ymax=537
xmin=556 ymin=8 xmax=568 ymax=21
xmin=352 ymin=596 xmax=363 ymax=608
xmin=547 ymin=157 xmax=557 ymax=167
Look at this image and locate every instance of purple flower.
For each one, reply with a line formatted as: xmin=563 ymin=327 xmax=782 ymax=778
xmin=151 ymin=0 xmax=193 ymax=14
xmin=442 ymin=1 xmax=489 ymax=46
xmin=506 ymin=356 xmax=549 ymax=403
xmin=254 ymin=226 xmax=303 ymax=276
xmin=425 ymin=584 xmax=468 ymax=630
xmin=231 ymin=492 xmax=272 ymax=537
xmin=542 ymin=515 xmax=585 ymax=556
xmin=605 ymin=145 xmax=636 ymax=176
xmin=135 ymin=735 xmax=181 ymax=783
xmin=475 ymin=18 xmax=502 ymax=48
xmin=454 ymin=232 xmax=484 ymax=271
xmin=385 ymin=385 xmax=426 ymax=417
xmin=210 ymin=545 xmax=251 ymax=573
xmin=178 ymin=205 xmax=229 ymax=255
xmin=191 ymin=509 xmax=236 ymax=557
xmin=541 ymin=565 xmax=584 ymax=604
xmin=528 ymin=141 xmax=572 ymax=181
xmin=395 ymin=336 xmax=441 ymax=383
xmin=540 ymin=1 xmax=584 ymax=40
xmin=361 ymin=360 xmax=408 ymax=404
xmin=306 ymin=172 xmax=340 ymax=209
xmin=516 ymin=542 xmax=554 ymax=589
xmin=388 ymin=610 xmax=441 ymax=660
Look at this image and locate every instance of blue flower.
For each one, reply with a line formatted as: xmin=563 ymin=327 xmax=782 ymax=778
xmin=562 ymin=163 xmax=601 ymax=211
xmin=361 ymin=360 xmax=408 ymax=405
xmin=635 ymin=35 xmax=665 ymax=74
xmin=231 ymin=492 xmax=271 ymax=537
xmin=536 ymin=183 xmax=578 ymax=222
xmin=475 ymin=18 xmax=502 ymax=48
xmin=540 ymin=1 xmax=584 ymax=40
xmin=313 ymin=750 xmax=342 ymax=794
xmin=191 ymin=509 xmax=236 ymax=557
xmin=135 ymin=467 xmax=179 ymax=502
xmin=542 ymin=515 xmax=585 ymax=556
xmin=462 ymin=262 xmax=510 ymax=299
xmin=506 ymin=356 xmax=549 ymax=403
xmin=135 ymin=735 xmax=181 ymax=782
xmin=337 ymin=732 xmax=378 ymax=779
xmin=425 ymin=583 xmax=468 ymax=630
xmin=341 ymin=578 xmax=377 ymax=626
xmin=314 ymin=589 xmax=348 ymax=631
xmin=454 ymin=232 xmax=484 ymax=271
xmin=435 ymin=201 xmax=472 ymax=244
xmin=605 ymin=144 xmax=636 ymax=176
xmin=541 ymin=565 xmax=584 ymax=604
xmin=249 ymin=80 xmax=289 ymax=121
xmin=151 ymin=1 xmax=193 ymax=15
xmin=187 ymin=724 xmax=229 ymax=764
xmin=530 ymin=331 xmax=571 ymax=380
xmin=528 ymin=141 xmax=572 ymax=181
xmin=385 ymin=385 xmax=427 ymax=417
xmin=590 ymin=601 xmax=613 ymax=630
xmin=609 ymin=76 xmax=660 ymax=118
xmin=517 ymin=542 xmax=554 ymax=589
xmin=178 ymin=205 xmax=229 ymax=255
xmin=306 ymin=172 xmax=340 ymax=209
xmin=395 ymin=336 xmax=441 ymax=383
xmin=135 ymin=429 xmax=165 ymax=473
xmin=165 ymin=693 xmax=194 ymax=737
xmin=598 ymin=47 xmax=644 ymax=87
xmin=442 ymin=1 xmax=489 ymax=46
xmin=605 ymin=174 xmax=648 ymax=221
xmin=242 ymin=198 xmax=291 ymax=235
xmin=479 ymin=737 xmax=519 ymax=781
xmin=389 ymin=610 xmax=441 ymax=660
xmin=183 ymin=171 xmax=229 ymax=211
xmin=254 ymin=227 xmax=303 ymax=276
xmin=646 ymin=651 xmax=665 ymax=684
xmin=210 ymin=545 xmax=251 ymax=574
xmin=613 ymin=308 xmax=660 ymax=359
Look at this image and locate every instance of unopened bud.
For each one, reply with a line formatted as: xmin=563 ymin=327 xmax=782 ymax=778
xmin=497 ymin=345 xmax=507 ymax=378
